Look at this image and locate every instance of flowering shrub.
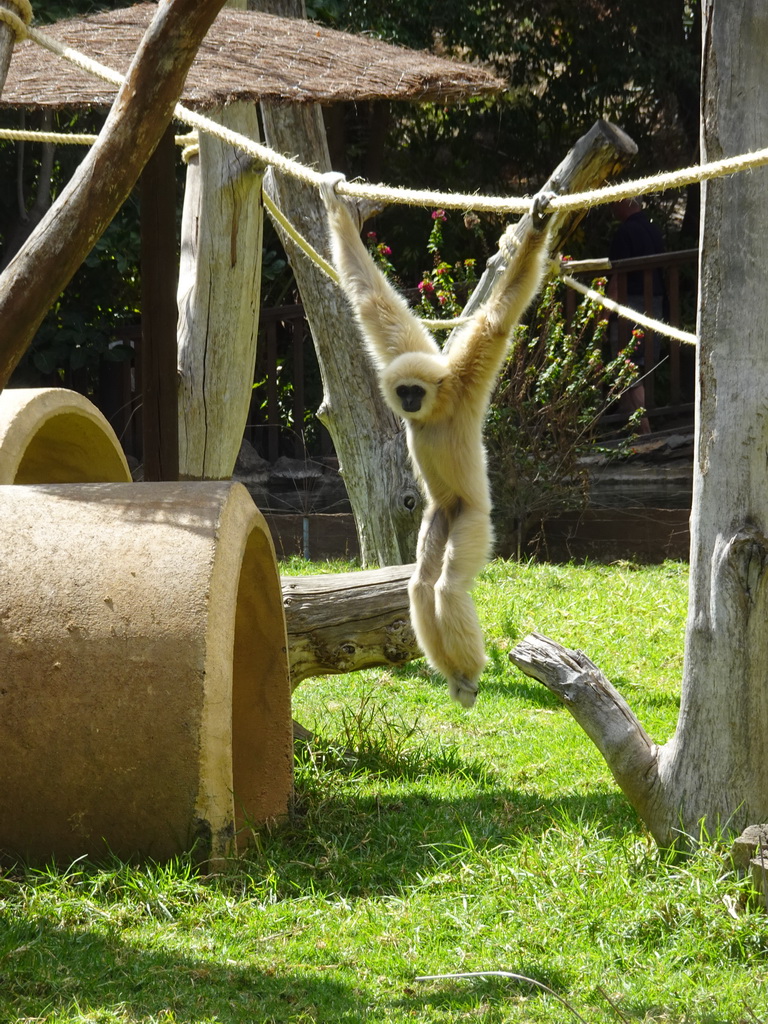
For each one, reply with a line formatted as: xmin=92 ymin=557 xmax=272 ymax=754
xmin=365 ymin=231 xmax=397 ymax=277
xmin=416 ymin=209 xmax=478 ymax=321
xmin=486 ymin=275 xmax=641 ymax=556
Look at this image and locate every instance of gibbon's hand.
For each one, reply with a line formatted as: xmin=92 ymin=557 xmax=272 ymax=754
xmin=319 ymin=171 xmax=348 ymax=211
xmin=530 ymin=189 xmax=558 ymax=231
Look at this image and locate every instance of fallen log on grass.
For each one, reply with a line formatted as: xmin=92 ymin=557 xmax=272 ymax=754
xmin=281 ymin=563 xmax=417 ymax=687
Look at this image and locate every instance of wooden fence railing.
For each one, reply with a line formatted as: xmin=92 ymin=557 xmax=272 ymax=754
xmin=565 ymin=248 xmax=699 ymax=423
xmin=101 ymin=249 xmax=699 ymax=464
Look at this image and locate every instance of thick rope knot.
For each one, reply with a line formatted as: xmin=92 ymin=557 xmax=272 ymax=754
xmin=178 ymin=132 xmax=200 ymax=165
xmin=0 ymin=0 xmax=33 ymax=39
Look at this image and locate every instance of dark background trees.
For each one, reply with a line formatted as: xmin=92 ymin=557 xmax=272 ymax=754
xmin=0 ymin=1 xmax=700 ymax=413
xmin=315 ymin=0 xmax=701 ymax=275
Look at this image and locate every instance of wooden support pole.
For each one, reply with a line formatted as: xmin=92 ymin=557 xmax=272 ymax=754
xmin=0 ymin=0 xmax=21 ymax=99
xmin=141 ymin=125 xmax=179 ymax=481
xmin=0 ymin=0 xmax=227 ymax=390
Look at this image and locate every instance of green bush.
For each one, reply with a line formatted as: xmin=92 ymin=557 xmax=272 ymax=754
xmin=487 ymin=276 xmax=639 ymax=556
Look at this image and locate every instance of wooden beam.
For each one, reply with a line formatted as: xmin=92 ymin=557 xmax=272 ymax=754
xmin=282 ymin=563 xmax=416 ymax=687
xmin=0 ymin=0 xmax=227 ymax=389
xmin=141 ymin=125 xmax=179 ymax=481
xmin=0 ymin=0 xmax=22 ymax=98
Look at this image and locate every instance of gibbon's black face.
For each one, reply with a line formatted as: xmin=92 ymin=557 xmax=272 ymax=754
xmin=396 ymin=383 xmax=427 ymax=413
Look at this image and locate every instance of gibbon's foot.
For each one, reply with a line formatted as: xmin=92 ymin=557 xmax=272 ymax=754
xmin=449 ymin=673 xmax=479 ymax=709
xmin=319 ymin=170 xmax=347 ymax=207
xmin=531 ymin=189 xmax=557 ymax=231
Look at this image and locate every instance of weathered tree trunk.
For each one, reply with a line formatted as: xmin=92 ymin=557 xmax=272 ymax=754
xmin=176 ymin=100 xmax=264 ymax=479
xmin=0 ymin=0 xmax=227 ymax=389
xmin=0 ymin=0 xmax=21 ymax=98
xmin=252 ymin=0 xmax=420 ymax=566
xmin=662 ymin=0 xmax=768 ymax=838
xmin=511 ymin=0 xmax=768 ymax=848
xmin=446 ymin=119 xmax=637 ymax=351
xmin=282 ymin=563 xmax=416 ymax=687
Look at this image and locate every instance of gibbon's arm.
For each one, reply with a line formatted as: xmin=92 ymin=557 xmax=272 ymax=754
xmin=320 ymin=174 xmax=439 ymax=371
xmin=447 ymin=211 xmax=553 ymax=398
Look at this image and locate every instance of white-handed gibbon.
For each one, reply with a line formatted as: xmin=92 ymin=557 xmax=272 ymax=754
xmin=320 ymin=173 xmax=555 ymax=707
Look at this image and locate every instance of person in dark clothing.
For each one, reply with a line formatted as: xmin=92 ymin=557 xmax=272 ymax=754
xmin=610 ymin=197 xmax=665 ymax=295
xmin=608 ymin=197 xmax=666 ymax=434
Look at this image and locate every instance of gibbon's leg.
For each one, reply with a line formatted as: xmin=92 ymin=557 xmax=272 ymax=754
xmin=408 ymin=502 xmax=453 ymax=676
xmin=433 ymin=503 xmax=494 ymax=707
xmin=411 ymin=499 xmax=473 ymax=684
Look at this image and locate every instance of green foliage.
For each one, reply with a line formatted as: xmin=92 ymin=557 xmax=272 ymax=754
xmin=3 ymin=560 xmax=768 ymax=1023
xmin=317 ymin=1 xmax=701 ymax=264
xmin=365 ymin=228 xmax=397 ymax=278
xmin=10 ymin=201 xmax=140 ymax=389
xmin=416 ymin=209 xmax=479 ymax=321
xmin=486 ymin=277 xmax=639 ymax=554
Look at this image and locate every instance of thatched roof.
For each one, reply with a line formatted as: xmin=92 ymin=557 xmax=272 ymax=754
xmin=0 ymin=3 xmax=505 ymax=110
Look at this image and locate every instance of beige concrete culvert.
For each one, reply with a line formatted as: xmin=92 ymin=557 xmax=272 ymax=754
xmin=0 ymin=387 xmax=131 ymax=484
xmin=0 ymin=481 xmax=292 ymax=864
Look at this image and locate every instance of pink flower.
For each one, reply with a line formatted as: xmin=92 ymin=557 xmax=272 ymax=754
xmin=431 ymin=209 xmax=447 ymax=222
xmin=379 ymin=244 xmax=392 ymax=256
xmin=418 ymin=279 xmax=435 ymax=294
xmin=366 ymin=231 xmax=377 ymax=241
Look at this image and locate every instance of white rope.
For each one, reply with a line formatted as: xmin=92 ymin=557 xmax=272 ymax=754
xmin=0 ymin=20 xmax=698 ymax=346
xmin=0 ymin=125 xmax=97 ymax=145
xmin=560 ymin=271 xmax=697 ymax=345
xmin=262 ymin=189 xmax=339 ymax=284
xmin=0 ymin=5 xmax=715 ymax=347
xmin=0 ymin=127 xmax=218 ymax=153
xmin=11 ymin=19 xmax=768 ymax=216
xmin=0 ymin=0 xmax=32 ymax=39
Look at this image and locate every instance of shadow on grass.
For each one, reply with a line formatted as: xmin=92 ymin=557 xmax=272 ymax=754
xmin=0 ymin=913 xmax=356 ymax=1024
xmin=239 ymin=776 xmax=641 ymax=902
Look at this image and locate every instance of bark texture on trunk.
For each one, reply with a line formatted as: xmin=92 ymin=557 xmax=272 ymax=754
xmin=0 ymin=0 xmax=227 ymax=388
xmin=177 ymin=102 xmax=264 ymax=480
xmin=659 ymin=0 xmax=768 ymax=840
xmin=282 ymin=563 xmax=416 ymax=687
xmin=0 ymin=0 xmax=23 ymax=99
xmin=511 ymin=0 xmax=768 ymax=849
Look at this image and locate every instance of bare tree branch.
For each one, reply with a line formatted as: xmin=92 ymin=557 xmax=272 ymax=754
xmin=0 ymin=0 xmax=227 ymax=388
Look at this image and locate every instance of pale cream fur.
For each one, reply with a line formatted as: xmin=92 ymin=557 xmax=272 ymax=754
xmin=321 ymin=175 xmax=553 ymax=706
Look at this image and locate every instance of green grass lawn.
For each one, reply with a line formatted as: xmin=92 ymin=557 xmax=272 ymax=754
xmin=2 ymin=558 xmax=767 ymax=1023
